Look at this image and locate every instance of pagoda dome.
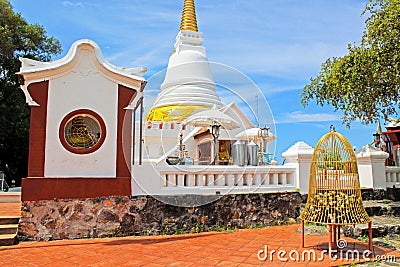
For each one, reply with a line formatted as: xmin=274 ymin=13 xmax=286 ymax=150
xmin=161 ymin=48 xmax=214 ymax=89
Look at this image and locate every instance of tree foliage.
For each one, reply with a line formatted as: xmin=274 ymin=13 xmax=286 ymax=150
xmin=301 ymin=0 xmax=400 ymax=126
xmin=0 ymin=0 xmax=61 ymax=185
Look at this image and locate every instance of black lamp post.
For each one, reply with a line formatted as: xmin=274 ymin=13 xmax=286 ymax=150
xmin=211 ymin=123 xmax=221 ymax=165
xmin=258 ymin=126 xmax=269 ymax=153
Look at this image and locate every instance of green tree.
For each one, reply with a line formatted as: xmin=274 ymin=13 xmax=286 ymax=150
xmin=0 ymin=0 xmax=61 ymax=186
xmin=301 ymin=0 xmax=400 ymax=126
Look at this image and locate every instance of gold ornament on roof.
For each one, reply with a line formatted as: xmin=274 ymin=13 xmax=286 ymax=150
xmin=299 ymin=128 xmax=371 ymax=225
xmin=180 ymin=0 xmax=198 ymax=32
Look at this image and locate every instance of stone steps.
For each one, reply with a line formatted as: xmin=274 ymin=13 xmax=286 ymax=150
xmin=0 ymin=216 xmax=20 ymax=225
xmin=0 ymin=224 xmax=19 ymax=235
xmin=0 ymin=233 xmax=18 ymax=246
xmin=0 ymin=216 xmax=19 ymax=246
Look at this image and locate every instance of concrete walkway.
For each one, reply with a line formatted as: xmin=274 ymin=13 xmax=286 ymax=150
xmin=0 ymin=203 xmax=398 ymax=266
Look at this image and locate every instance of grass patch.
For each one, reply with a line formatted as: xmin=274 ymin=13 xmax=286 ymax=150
xmin=357 ymin=234 xmax=369 ymax=242
xmin=378 ymin=199 xmax=392 ymax=204
xmin=305 ymin=221 xmax=327 ymax=228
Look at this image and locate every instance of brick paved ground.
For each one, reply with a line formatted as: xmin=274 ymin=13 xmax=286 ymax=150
xmin=0 ymin=202 xmax=398 ymax=266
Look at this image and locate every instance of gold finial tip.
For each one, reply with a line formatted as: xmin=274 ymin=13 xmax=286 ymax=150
xmin=180 ymin=0 xmax=198 ymax=32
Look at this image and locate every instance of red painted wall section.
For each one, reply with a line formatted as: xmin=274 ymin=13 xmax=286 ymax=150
xmin=27 ymin=81 xmax=49 ymax=177
xmin=116 ymin=85 xmax=137 ymax=178
xmin=22 ymin=177 xmax=131 ymax=201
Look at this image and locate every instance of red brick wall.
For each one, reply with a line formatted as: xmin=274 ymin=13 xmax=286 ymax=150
xmin=116 ymin=85 xmax=137 ymax=177
xmin=27 ymin=81 xmax=49 ymax=177
xmin=22 ymin=177 xmax=131 ymax=201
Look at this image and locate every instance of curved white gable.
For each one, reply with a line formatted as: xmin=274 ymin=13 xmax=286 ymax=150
xmin=18 ymin=39 xmax=146 ymax=106
xmin=18 ymin=39 xmax=146 ymax=81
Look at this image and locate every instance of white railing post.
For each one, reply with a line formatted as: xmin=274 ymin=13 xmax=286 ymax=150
xmin=216 ymin=174 xmax=225 ymax=186
xmin=356 ymin=144 xmax=389 ymax=189
xmin=235 ymin=174 xmax=243 ymax=186
xmin=267 ymin=173 xmax=272 ymax=185
xmin=167 ymin=174 xmax=175 ymax=187
xmin=282 ymin=142 xmax=314 ymax=193
xmin=226 ymin=174 xmax=235 ymax=186
xmin=178 ymin=174 xmax=185 ymax=187
xmin=187 ymin=174 xmax=195 ymax=187
xmin=272 ymin=173 xmax=278 ymax=185
xmin=287 ymin=172 xmax=294 ymax=185
xmin=254 ymin=173 xmax=261 ymax=185
xmin=206 ymin=174 xmax=215 ymax=186
xmin=280 ymin=173 xmax=287 ymax=185
xmin=261 ymin=173 xmax=268 ymax=185
xmin=195 ymin=174 xmax=203 ymax=186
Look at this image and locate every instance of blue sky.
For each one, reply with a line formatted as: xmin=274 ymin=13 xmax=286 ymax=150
xmin=11 ymin=0 xmax=379 ymax=162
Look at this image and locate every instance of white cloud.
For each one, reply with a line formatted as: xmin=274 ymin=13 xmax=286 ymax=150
xmin=277 ymin=111 xmax=341 ymax=124
xmin=129 ymin=48 xmax=165 ymax=70
xmin=197 ymin=1 xmax=366 ymax=79
xmin=62 ymin=1 xmax=84 ymax=8
xmin=259 ymin=84 xmax=302 ymax=95
xmin=52 ymin=0 xmax=366 ymax=82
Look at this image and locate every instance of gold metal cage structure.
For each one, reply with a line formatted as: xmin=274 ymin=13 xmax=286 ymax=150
xmin=300 ymin=130 xmax=371 ymax=225
xmin=299 ymin=127 xmax=373 ymax=253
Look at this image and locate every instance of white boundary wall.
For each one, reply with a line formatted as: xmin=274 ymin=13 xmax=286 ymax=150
xmin=132 ymin=165 xmax=296 ymax=196
xmin=132 ymin=142 xmax=400 ymax=196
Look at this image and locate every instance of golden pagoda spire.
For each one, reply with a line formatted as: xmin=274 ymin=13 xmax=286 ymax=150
xmin=180 ymin=0 xmax=198 ymax=32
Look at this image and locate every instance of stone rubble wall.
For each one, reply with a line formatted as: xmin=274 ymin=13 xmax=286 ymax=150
xmin=18 ymin=193 xmax=301 ymax=241
xmin=300 ymin=188 xmax=400 ymax=204
xmin=361 ymin=188 xmax=400 ymax=201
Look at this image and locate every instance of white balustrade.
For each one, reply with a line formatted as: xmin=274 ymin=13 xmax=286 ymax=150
xmin=385 ymin=167 xmax=400 ymax=188
xmin=131 ymin=141 xmax=400 ymax=195
xmin=132 ymin=165 xmax=297 ymax=196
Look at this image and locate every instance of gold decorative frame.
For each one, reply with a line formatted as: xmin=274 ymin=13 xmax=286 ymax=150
xmin=300 ymin=129 xmax=372 ymax=252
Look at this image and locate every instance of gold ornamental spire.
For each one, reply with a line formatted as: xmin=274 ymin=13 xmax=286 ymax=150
xmin=180 ymin=0 xmax=198 ymax=32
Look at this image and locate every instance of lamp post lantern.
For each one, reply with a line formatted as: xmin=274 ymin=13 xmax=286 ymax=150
xmin=258 ymin=126 xmax=269 ymax=153
xmin=211 ymin=123 xmax=221 ymax=165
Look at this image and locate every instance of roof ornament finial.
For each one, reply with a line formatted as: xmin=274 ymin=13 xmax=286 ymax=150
xmin=377 ymin=120 xmax=382 ymax=135
xmin=180 ymin=0 xmax=198 ymax=32
xmin=330 ymin=125 xmax=335 ymax=132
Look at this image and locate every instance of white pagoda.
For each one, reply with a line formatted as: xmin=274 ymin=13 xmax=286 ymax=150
xmin=136 ymin=0 xmax=274 ymax=165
